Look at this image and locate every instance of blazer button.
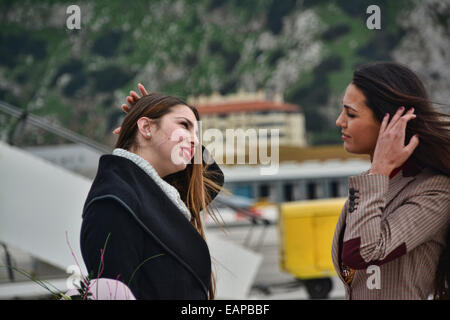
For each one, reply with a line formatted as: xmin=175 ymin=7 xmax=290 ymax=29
xmin=349 ymin=206 xmax=355 ymax=213
xmin=349 ymin=188 xmax=355 ymax=195
xmin=349 ymin=195 xmax=356 ymax=201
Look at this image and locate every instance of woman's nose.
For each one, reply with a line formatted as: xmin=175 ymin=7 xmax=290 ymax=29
xmin=192 ymin=132 xmax=200 ymax=147
xmin=336 ymin=112 xmax=345 ymax=128
xmin=183 ymin=130 xmax=199 ymax=147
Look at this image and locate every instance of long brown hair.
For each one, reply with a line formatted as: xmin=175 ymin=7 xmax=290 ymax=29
xmin=115 ymin=93 xmax=224 ymax=299
xmin=352 ymin=61 xmax=450 ymax=299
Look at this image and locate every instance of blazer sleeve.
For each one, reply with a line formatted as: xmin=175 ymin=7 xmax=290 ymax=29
xmin=80 ymin=198 xmax=146 ymax=296
xmin=342 ymin=174 xmax=450 ymax=269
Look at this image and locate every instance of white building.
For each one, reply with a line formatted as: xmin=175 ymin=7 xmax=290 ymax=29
xmin=189 ymin=91 xmax=307 ymax=149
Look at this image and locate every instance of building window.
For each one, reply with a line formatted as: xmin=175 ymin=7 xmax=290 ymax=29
xmin=234 ymin=184 xmax=254 ymax=199
xmin=283 ymin=183 xmax=294 ymax=202
xmin=330 ymin=180 xmax=339 ymax=198
xmin=307 ymin=182 xmax=316 ymax=199
xmin=259 ymin=184 xmax=269 ymax=198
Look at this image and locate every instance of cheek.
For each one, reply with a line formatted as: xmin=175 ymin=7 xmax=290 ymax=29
xmin=162 ymin=139 xmax=182 ymax=159
xmin=165 ymin=130 xmax=189 ymax=164
xmin=346 ymin=121 xmax=379 ymax=152
xmin=159 ymin=141 xmax=187 ymax=169
xmin=364 ymin=119 xmax=381 ymax=140
xmin=356 ymin=124 xmax=379 ymax=151
xmin=169 ymin=127 xmax=190 ymax=143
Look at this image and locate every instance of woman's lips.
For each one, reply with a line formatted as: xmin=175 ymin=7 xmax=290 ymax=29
xmin=342 ymin=133 xmax=351 ymax=140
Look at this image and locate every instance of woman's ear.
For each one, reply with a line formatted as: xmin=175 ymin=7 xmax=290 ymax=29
xmin=136 ymin=117 xmax=153 ymax=139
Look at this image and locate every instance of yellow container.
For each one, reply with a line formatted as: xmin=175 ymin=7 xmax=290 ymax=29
xmin=279 ymin=197 xmax=346 ymax=279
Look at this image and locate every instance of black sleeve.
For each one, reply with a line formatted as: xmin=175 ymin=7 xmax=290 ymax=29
xmin=80 ymin=198 xmax=145 ymax=297
xmin=203 ymin=155 xmax=224 ymax=203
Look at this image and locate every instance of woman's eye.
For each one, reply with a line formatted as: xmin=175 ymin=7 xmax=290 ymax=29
xmin=346 ymin=112 xmax=355 ymax=118
xmin=181 ymin=122 xmax=189 ymax=128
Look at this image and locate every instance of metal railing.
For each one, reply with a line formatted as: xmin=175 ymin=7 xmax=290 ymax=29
xmin=213 ymin=197 xmax=273 ymax=252
xmin=0 ymin=100 xmax=112 ymax=154
xmin=0 ymin=100 xmax=113 ymax=284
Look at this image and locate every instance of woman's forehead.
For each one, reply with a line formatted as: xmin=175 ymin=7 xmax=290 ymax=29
xmin=343 ymin=84 xmax=369 ymax=113
xmin=344 ymin=84 xmax=363 ymax=103
xmin=169 ymin=104 xmax=196 ymax=119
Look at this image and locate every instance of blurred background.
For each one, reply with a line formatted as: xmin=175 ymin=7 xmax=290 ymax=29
xmin=0 ymin=0 xmax=448 ymax=300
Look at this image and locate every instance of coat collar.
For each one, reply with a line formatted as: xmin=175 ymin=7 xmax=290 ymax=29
xmin=385 ymin=157 xmax=423 ymax=209
xmin=332 ymin=200 xmax=348 ymax=285
xmin=112 ymin=148 xmax=191 ymax=220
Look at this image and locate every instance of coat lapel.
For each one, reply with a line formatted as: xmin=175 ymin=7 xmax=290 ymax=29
xmin=385 ymin=157 xmax=424 ymax=209
xmin=331 ymin=199 xmax=348 ymax=284
xmin=331 ymin=169 xmax=370 ymax=282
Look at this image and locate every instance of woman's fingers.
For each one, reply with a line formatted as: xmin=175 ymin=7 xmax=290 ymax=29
xmin=118 ymin=84 xmax=148 ymax=121
xmin=405 ymin=134 xmax=420 ymax=155
xmin=392 ymin=108 xmax=416 ymax=133
xmin=387 ymin=106 xmax=406 ymax=130
xmin=130 ymin=90 xmax=140 ymax=101
xmin=138 ymin=83 xmax=148 ymax=96
xmin=380 ymin=113 xmax=389 ymax=133
xmin=384 ymin=108 xmax=416 ymax=152
xmin=126 ymin=84 xmax=148 ymax=108
xmin=373 ymin=107 xmax=418 ymax=173
xmin=121 ymin=104 xmax=130 ymax=113
xmin=386 ymin=107 xmax=416 ymax=133
xmin=126 ymin=96 xmax=134 ymax=105
xmin=113 ymin=127 xmax=121 ymax=135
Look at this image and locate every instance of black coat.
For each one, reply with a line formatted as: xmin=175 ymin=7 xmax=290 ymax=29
xmin=80 ymin=148 xmax=224 ymax=300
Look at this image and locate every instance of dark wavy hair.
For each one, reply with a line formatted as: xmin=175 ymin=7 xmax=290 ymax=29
xmin=352 ymin=61 xmax=450 ymax=299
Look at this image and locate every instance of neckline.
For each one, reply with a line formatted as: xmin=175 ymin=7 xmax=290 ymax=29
xmin=390 ymin=157 xmax=424 ymax=180
xmin=112 ymin=148 xmax=191 ymax=220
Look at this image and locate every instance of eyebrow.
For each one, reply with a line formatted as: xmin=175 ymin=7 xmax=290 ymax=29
xmin=175 ymin=116 xmax=195 ymax=127
xmin=343 ymin=104 xmax=358 ymax=112
xmin=175 ymin=117 xmax=199 ymax=136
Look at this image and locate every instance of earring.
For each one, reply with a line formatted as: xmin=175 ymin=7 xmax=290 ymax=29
xmin=146 ymin=132 xmax=151 ymax=137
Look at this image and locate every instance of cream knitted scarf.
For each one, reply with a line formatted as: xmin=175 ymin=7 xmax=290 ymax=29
xmin=112 ymin=148 xmax=191 ymax=220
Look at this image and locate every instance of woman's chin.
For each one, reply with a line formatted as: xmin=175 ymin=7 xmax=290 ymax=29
xmin=178 ymin=157 xmax=191 ymax=169
xmin=343 ymin=142 xmax=358 ymax=154
xmin=343 ymin=144 xmax=371 ymax=156
xmin=343 ymin=142 xmax=352 ymax=153
xmin=166 ymin=163 xmax=187 ymax=177
xmin=173 ymin=160 xmax=188 ymax=170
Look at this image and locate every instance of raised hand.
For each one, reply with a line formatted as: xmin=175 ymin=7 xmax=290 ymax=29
xmin=370 ymin=107 xmax=419 ymax=176
xmin=113 ymin=83 xmax=149 ymax=135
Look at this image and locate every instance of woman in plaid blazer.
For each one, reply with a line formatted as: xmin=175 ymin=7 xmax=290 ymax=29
xmin=332 ymin=62 xmax=450 ymax=300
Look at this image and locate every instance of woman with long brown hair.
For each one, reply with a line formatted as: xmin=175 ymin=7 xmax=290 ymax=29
xmin=80 ymin=86 xmax=224 ymax=299
xmin=331 ymin=61 xmax=450 ymax=299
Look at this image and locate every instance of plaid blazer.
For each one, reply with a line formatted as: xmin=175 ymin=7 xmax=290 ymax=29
xmin=331 ymin=162 xmax=450 ymax=300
